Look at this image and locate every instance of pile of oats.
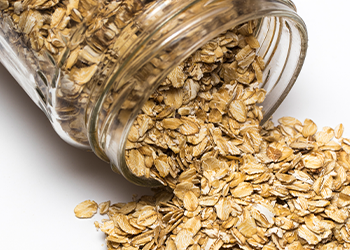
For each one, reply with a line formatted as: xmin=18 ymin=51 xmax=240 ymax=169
xmin=74 ymin=19 xmax=350 ymax=250
xmin=77 ymin=118 xmax=350 ymax=250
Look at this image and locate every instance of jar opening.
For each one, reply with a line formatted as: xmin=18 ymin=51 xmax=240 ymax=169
xmin=87 ymin=0 xmax=307 ymax=186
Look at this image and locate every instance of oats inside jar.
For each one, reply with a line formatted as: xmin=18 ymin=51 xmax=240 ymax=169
xmin=124 ymin=20 xmax=266 ymax=185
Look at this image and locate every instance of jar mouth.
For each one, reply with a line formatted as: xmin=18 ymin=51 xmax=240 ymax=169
xmin=88 ymin=0 xmax=308 ymax=186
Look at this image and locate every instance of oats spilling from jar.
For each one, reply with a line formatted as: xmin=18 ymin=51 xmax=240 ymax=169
xmin=125 ymin=21 xmax=266 ymax=185
xmin=75 ymin=20 xmax=350 ymax=249
xmin=77 ymin=118 xmax=350 ymax=250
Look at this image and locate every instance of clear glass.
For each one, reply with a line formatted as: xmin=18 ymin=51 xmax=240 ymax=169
xmin=0 ymin=0 xmax=307 ymax=187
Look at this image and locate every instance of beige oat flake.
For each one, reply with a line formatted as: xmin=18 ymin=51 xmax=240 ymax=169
xmin=335 ymin=123 xmax=344 ymax=139
xmin=74 ymin=200 xmax=98 ymax=218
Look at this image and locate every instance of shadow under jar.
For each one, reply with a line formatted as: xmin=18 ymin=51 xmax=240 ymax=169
xmin=0 ymin=0 xmax=307 ymax=186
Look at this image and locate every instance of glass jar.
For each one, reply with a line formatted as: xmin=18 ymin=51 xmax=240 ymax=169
xmin=0 ymin=0 xmax=307 ymax=186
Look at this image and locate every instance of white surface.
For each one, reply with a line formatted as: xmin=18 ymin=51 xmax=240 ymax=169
xmin=0 ymin=1 xmax=349 ymax=249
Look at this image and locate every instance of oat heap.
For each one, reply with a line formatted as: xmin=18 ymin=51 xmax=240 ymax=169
xmin=77 ymin=118 xmax=350 ymax=250
xmin=75 ymin=20 xmax=350 ymax=250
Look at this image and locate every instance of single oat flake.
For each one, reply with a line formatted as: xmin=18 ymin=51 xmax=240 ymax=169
xmin=74 ymin=200 xmax=98 ymax=218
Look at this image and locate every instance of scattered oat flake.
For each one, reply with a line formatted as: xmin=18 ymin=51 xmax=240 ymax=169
xmin=74 ymin=200 xmax=98 ymax=218
xmin=302 ymin=118 xmax=318 ymax=137
xmin=99 ymin=201 xmax=110 ymax=215
xmin=335 ymin=123 xmax=344 ymax=139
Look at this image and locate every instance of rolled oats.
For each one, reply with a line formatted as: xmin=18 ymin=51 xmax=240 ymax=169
xmin=79 ymin=115 xmax=350 ymax=249
xmin=71 ymin=18 xmax=350 ymax=250
xmin=74 ymin=200 xmax=98 ymax=218
xmin=335 ymin=123 xmax=344 ymax=139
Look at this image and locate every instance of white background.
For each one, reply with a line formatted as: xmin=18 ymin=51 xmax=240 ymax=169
xmin=0 ymin=1 xmax=349 ymax=249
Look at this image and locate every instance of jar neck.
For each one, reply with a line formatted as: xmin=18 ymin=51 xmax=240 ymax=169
xmin=87 ymin=0 xmax=307 ymax=186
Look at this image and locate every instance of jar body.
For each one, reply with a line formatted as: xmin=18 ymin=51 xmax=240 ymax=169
xmin=0 ymin=0 xmax=307 ymax=186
